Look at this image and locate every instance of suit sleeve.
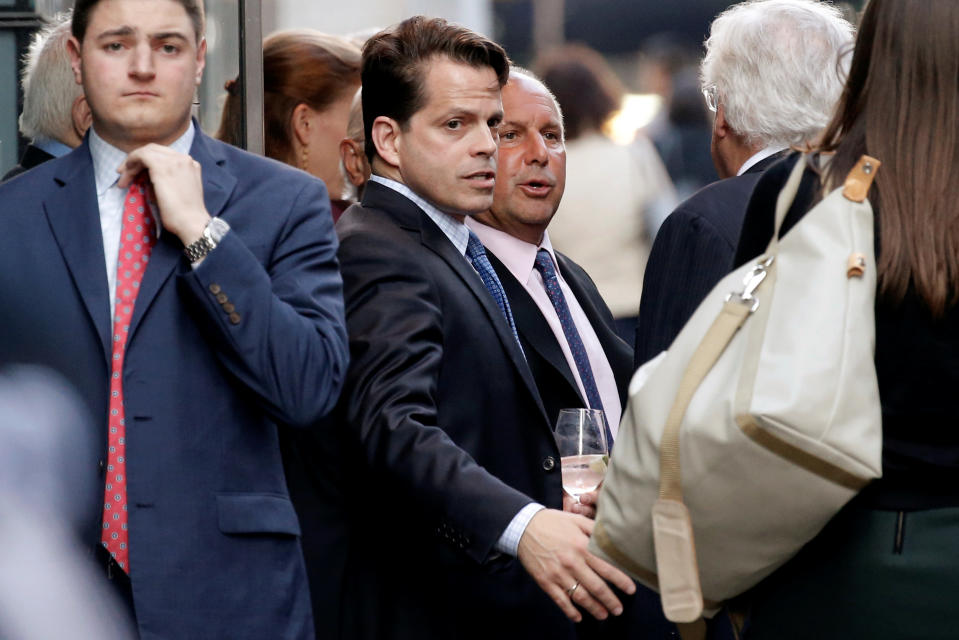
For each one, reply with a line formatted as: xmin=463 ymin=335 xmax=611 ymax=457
xmin=179 ymin=178 xmax=349 ymax=429
xmin=634 ymin=207 xmax=735 ymax=368
xmin=337 ymin=227 xmax=533 ymax=563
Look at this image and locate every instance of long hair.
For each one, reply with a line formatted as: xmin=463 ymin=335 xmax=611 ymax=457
xmin=819 ymin=0 xmax=959 ymax=316
xmin=216 ymin=30 xmax=360 ymax=164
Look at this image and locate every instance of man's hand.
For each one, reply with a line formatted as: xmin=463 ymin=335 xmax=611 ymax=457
xmin=517 ymin=508 xmax=635 ymax=623
xmin=562 ymin=490 xmax=598 ymax=519
xmin=117 ymin=144 xmax=210 ymax=247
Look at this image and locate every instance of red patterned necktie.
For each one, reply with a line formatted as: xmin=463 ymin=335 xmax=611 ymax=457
xmin=101 ymin=174 xmax=155 ymax=572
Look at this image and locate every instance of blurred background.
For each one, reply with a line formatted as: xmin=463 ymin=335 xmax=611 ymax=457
xmin=0 ymin=0 xmax=862 ymax=178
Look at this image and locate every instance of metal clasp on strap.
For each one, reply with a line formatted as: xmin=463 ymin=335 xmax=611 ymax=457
xmin=725 ymin=256 xmax=774 ymax=312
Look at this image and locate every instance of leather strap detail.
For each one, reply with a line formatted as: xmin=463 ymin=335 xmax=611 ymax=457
xmin=842 ymin=155 xmax=880 ymax=203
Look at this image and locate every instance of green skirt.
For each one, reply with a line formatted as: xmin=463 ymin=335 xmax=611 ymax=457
xmin=745 ymin=501 xmax=959 ymax=639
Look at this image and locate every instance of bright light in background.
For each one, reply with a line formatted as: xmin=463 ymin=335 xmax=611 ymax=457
xmin=606 ymin=93 xmax=663 ymax=145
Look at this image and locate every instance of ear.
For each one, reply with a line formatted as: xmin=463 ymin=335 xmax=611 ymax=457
xmin=72 ymin=95 xmax=93 ymax=139
xmin=713 ymin=104 xmax=729 ymax=140
xmin=340 ymin=138 xmax=370 ymax=187
xmin=370 ymin=116 xmax=401 ymax=169
xmin=67 ymin=36 xmax=83 ymax=86
xmin=195 ymin=37 xmax=207 ymax=85
xmin=291 ymin=103 xmax=313 ymax=146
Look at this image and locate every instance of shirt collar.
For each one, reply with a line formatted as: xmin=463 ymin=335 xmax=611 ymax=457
xmin=369 ymin=174 xmax=470 ymax=255
xmin=466 ymin=218 xmax=557 ymax=283
xmin=89 ymin=122 xmax=196 ymax=196
xmin=737 ymin=145 xmax=787 ymax=176
xmin=32 ymin=138 xmax=73 ymax=159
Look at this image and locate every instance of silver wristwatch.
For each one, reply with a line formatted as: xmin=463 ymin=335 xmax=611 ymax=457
xmin=183 ymin=217 xmax=230 ymax=262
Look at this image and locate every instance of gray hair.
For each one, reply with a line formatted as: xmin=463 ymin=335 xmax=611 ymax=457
xmin=19 ymin=11 xmax=83 ymax=143
xmin=700 ymin=0 xmax=854 ymax=148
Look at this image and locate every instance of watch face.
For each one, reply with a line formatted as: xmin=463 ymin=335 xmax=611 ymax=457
xmin=206 ymin=217 xmax=230 ymax=243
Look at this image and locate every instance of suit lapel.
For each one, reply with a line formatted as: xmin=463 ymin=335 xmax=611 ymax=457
xmin=486 ymin=252 xmax=584 ymax=404
xmin=127 ymin=131 xmax=237 ymax=342
xmin=362 ymin=184 xmax=550 ymax=424
xmin=44 ymin=144 xmax=113 ymax=367
xmin=421 ymin=220 xmax=550 ymax=420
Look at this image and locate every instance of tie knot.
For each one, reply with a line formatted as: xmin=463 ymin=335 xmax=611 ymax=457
xmin=466 ymin=230 xmax=487 ymax=262
xmin=534 ymin=249 xmax=557 ymax=281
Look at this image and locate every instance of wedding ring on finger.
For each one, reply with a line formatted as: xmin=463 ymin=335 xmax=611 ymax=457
xmin=566 ymin=581 xmax=580 ymax=598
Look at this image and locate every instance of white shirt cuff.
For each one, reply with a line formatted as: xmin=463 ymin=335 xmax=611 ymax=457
xmin=494 ymin=502 xmax=546 ymax=556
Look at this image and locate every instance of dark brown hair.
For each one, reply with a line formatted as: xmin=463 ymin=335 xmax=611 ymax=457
xmin=534 ymin=44 xmax=623 ymax=141
xmin=361 ymin=16 xmax=510 ymax=162
xmin=72 ymin=0 xmax=205 ymax=43
xmin=216 ymin=30 xmax=361 ymax=163
xmin=818 ymin=0 xmax=959 ymax=316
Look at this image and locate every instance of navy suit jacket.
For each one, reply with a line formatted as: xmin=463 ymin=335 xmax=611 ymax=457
xmin=335 ymin=181 xmax=575 ymax=639
xmin=634 ymin=155 xmax=781 ymax=368
xmin=0 ymin=129 xmax=348 ymax=639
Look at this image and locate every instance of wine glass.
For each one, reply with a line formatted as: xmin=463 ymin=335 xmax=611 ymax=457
xmin=554 ymin=408 xmax=609 ymax=503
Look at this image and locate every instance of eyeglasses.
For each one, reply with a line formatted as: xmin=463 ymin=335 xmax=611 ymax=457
xmin=702 ymin=85 xmax=718 ymax=113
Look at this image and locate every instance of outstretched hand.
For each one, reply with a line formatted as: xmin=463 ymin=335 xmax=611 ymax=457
xmin=517 ymin=508 xmax=635 ymax=623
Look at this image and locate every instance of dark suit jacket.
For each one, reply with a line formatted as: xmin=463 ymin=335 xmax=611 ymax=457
xmin=487 ymin=251 xmax=632 ymax=426
xmin=1 ymin=143 xmax=56 ymax=182
xmin=634 ymin=154 xmax=781 ymax=368
xmin=0 ymin=129 xmax=349 ymax=639
xmin=335 ymin=181 xmax=575 ymax=639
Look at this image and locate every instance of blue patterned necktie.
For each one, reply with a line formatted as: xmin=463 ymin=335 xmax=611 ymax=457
xmin=534 ymin=249 xmax=613 ymax=445
xmin=466 ymin=231 xmax=524 ymax=358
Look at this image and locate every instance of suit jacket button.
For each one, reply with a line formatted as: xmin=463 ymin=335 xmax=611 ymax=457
xmin=209 ymin=283 xmax=221 ymax=294
xmin=216 ymin=292 xmax=229 ymax=304
xmin=542 ymin=456 xmax=556 ymax=471
xmin=222 ymin=302 xmax=235 ymax=313
xmin=229 ymin=312 xmax=242 ymax=325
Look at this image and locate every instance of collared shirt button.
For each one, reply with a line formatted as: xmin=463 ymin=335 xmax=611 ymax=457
xmin=542 ymin=456 xmax=556 ymax=471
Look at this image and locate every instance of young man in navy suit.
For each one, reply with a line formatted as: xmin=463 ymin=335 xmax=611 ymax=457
xmin=0 ymin=0 xmax=348 ymax=637
xmin=334 ymin=16 xmax=633 ymax=639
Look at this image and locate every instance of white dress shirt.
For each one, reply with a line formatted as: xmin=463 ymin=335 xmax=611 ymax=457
xmin=89 ymin=124 xmax=195 ymax=318
xmin=737 ymin=145 xmax=787 ymax=176
xmin=467 ymin=219 xmax=622 ymax=435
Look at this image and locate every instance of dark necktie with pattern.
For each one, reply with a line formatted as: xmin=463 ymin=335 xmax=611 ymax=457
xmin=102 ymin=173 xmax=155 ymax=572
xmin=465 ymin=230 xmax=524 ymax=358
xmin=534 ymin=249 xmax=613 ymax=445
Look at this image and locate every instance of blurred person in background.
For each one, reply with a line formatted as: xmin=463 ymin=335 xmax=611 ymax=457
xmin=2 ymin=10 xmax=91 ymax=182
xmin=638 ymin=35 xmax=716 ymax=205
xmin=217 ymin=29 xmax=361 ymax=219
xmin=338 ymin=88 xmax=370 ymax=209
xmin=634 ymin=0 xmax=853 ymax=367
xmin=735 ymin=1 xmax=959 ymax=636
xmin=537 ymin=44 xmax=676 ymax=348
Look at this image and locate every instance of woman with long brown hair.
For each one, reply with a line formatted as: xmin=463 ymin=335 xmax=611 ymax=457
xmin=734 ymin=0 xmax=959 ymax=636
xmin=217 ymin=30 xmax=361 ymax=220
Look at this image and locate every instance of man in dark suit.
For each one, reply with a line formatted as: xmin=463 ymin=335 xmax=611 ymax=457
xmin=2 ymin=12 xmax=90 ymax=182
xmin=634 ymin=0 xmax=855 ymax=368
xmin=0 ymin=0 xmax=348 ymax=637
xmin=467 ymin=68 xmax=631 ymax=462
xmin=335 ymin=17 xmax=633 ymax=639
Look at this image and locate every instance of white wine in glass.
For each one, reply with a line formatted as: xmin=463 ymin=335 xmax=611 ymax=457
xmin=554 ymin=408 xmax=609 ymax=502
